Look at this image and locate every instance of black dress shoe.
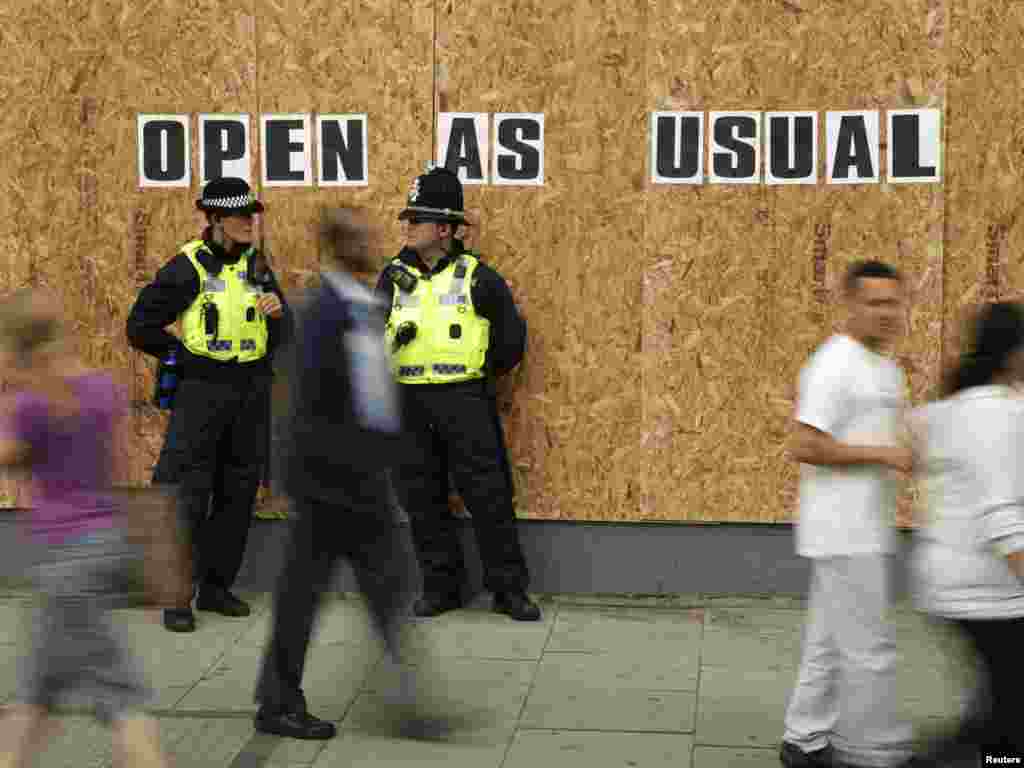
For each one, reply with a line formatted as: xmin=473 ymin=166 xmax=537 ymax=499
xmin=779 ymin=741 xmax=836 ymax=768
xmin=493 ymin=592 xmax=541 ymax=621
xmin=254 ymin=710 xmax=337 ymax=740
xmin=196 ymin=586 xmax=251 ymax=617
xmin=163 ymin=607 xmax=196 ymax=633
xmin=413 ymin=594 xmax=461 ymax=618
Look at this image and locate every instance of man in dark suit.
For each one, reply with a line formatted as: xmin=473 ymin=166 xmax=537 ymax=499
xmin=252 ymin=208 xmax=449 ymax=741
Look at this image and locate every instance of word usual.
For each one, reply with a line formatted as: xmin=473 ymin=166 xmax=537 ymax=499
xmin=650 ymin=109 xmax=941 ymax=185
xmin=136 ymin=113 xmax=546 ymax=188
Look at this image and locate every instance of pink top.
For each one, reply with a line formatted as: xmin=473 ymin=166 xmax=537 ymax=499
xmin=6 ymin=372 xmax=122 ymax=545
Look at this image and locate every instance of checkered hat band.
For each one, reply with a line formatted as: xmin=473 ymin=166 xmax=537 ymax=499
xmin=404 ymin=205 xmax=464 ymax=218
xmin=203 ymin=193 xmax=256 ymax=209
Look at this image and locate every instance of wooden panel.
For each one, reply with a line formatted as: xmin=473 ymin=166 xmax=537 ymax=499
xmin=756 ymin=0 xmax=947 ymax=526
xmin=439 ymin=0 xmax=647 ymax=520
xmin=97 ymin=2 xmax=261 ymax=484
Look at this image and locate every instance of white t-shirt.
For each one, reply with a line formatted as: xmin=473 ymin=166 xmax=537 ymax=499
xmin=794 ymin=334 xmax=907 ymax=557
xmin=910 ymin=386 xmax=1024 ymax=618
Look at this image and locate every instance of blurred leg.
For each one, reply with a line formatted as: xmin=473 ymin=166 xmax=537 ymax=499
xmin=255 ymin=497 xmax=340 ymax=716
xmin=783 ymin=558 xmax=840 ymax=753
xmin=112 ymin=714 xmax=169 ymax=768
xmin=957 ymin=617 xmax=1024 ymax=761
xmin=0 ymin=704 xmax=49 ymax=768
xmin=831 ymin=555 xmax=913 ymax=767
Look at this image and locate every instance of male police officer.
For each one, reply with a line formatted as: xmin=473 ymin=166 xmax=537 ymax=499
xmin=375 ymin=166 xmax=540 ymax=621
xmin=127 ymin=177 xmax=293 ymax=633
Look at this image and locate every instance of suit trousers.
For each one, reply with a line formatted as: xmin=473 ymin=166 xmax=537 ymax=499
xmin=254 ymin=495 xmax=419 ymax=715
xmin=783 ymin=555 xmax=914 ymax=767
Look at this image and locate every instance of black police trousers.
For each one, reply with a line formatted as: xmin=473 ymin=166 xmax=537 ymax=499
xmin=394 ymin=379 xmax=529 ymax=598
xmin=152 ymin=375 xmax=270 ymax=595
xmin=254 ymin=494 xmax=418 ymax=715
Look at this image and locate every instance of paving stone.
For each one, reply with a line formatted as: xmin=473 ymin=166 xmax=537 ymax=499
xmin=237 ymin=598 xmax=379 ymax=649
xmin=520 ymin=684 xmax=696 ymax=733
xmin=535 ymin=651 xmax=698 ymax=691
xmin=176 ymin=642 xmax=380 ymax=720
xmin=402 ymin=608 xmax=555 ymax=660
xmin=701 ymin=609 xmax=805 ymax=670
xmin=692 ymin=746 xmax=783 ymax=767
xmin=363 ymin=656 xmax=538 ymax=694
xmin=155 ymin=716 xmax=254 ymax=768
xmin=315 ymin=727 xmax=511 ymax=767
xmin=695 ymin=666 xmax=792 ymax=748
xmin=546 ymin=606 xmax=704 ymax=654
xmin=230 ymin=730 xmax=330 ymax=766
xmin=504 ymin=730 xmax=695 ymax=768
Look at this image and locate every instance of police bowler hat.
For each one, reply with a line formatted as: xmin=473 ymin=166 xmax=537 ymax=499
xmin=398 ymin=166 xmax=467 ymax=225
xmin=196 ymin=177 xmax=265 ymax=216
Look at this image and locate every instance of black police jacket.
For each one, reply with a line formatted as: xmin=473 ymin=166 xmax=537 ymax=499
xmin=372 ymin=241 xmax=526 ymax=378
xmin=126 ymin=228 xmax=294 ymax=382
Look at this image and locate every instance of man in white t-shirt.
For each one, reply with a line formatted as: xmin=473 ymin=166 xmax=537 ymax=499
xmin=780 ymin=260 xmax=917 ymax=768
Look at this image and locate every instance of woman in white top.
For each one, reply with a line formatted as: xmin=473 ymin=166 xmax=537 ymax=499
xmin=909 ymin=301 xmax=1024 ymax=764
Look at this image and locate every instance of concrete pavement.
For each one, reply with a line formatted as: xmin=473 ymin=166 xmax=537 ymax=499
xmin=0 ymin=592 xmax=979 ymax=767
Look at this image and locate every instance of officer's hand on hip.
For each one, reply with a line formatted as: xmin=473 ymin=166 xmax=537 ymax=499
xmin=256 ymin=294 xmax=283 ymax=319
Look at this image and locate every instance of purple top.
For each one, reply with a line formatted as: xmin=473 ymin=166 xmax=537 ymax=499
xmin=6 ymin=372 xmax=123 ymax=544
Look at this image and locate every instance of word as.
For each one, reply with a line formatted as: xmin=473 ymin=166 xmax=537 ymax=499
xmin=436 ymin=113 xmax=545 ymax=186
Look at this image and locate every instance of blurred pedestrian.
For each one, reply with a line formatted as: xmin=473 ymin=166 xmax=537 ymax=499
xmin=0 ymin=288 xmax=169 ymax=768
xmin=781 ymin=260 xmax=918 ymax=768
xmin=907 ymin=301 xmax=1024 ymax=765
xmin=253 ymin=208 xmax=450 ymax=740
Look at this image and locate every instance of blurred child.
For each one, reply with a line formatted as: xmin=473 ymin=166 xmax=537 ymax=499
xmin=908 ymin=301 xmax=1024 ymax=764
xmin=0 ymin=288 xmax=168 ymax=768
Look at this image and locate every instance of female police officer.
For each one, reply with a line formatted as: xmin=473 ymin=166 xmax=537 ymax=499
xmin=375 ymin=166 xmax=539 ymax=621
xmin=127 ymin=177 xmax=293 ymax=632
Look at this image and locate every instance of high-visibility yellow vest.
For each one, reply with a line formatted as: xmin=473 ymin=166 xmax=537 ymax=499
xmin=179 ymin=240 xmax=269 ymax=363
xmin=383 ymin=253 xmax=490 ymax=384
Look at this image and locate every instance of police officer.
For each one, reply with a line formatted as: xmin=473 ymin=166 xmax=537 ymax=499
xmin=127 ymin=177 xmax=293 ymax=633
xmin=375 ymin=166 xmax=540 ymax=621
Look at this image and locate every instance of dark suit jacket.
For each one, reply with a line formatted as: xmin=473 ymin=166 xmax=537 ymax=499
xmin=277 ymin=272 xmax=403 ymax=520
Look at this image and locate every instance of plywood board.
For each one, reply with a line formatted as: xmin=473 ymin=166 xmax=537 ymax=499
xmin=96 ymin=3 xmax=262 ymax=484
xmin=438 ymin=0 xmax=648 ymax=520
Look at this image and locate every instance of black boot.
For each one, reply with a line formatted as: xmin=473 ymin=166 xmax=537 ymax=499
xmin=197 ymin=585 xmax=251 ymax=617
xmin=493 ymin=592 xmax=541 ymax=621
xmin=254 ymin=709 xmax=337 ymax=740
